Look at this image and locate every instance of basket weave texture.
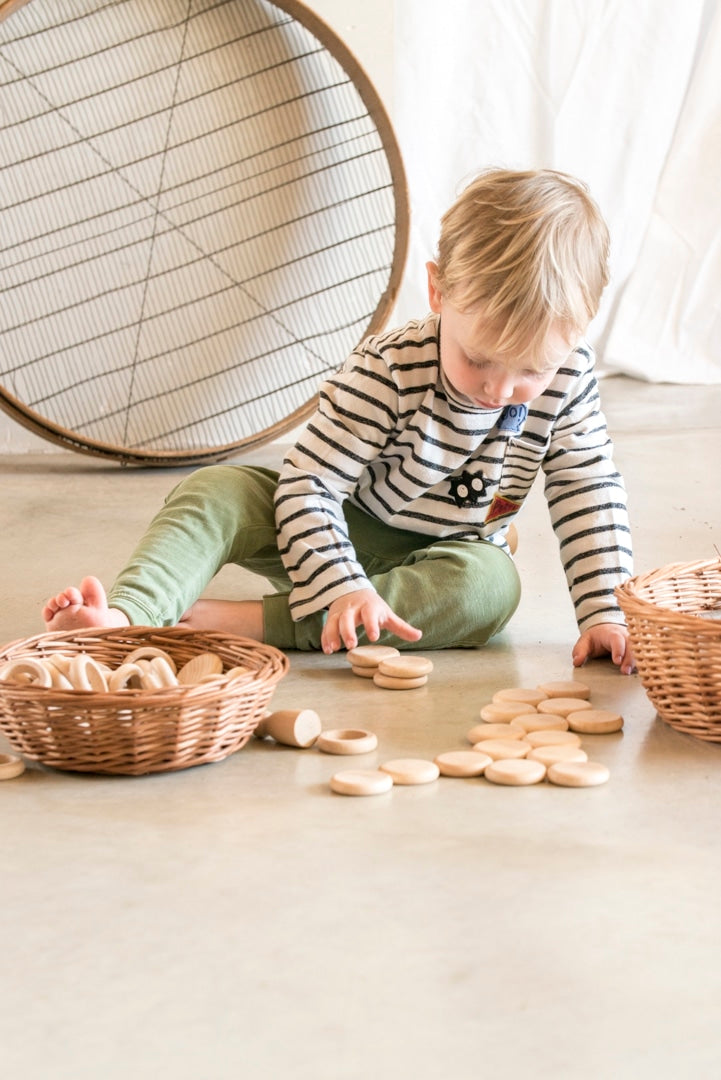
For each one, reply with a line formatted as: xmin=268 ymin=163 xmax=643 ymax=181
xmin=615 ymin=558 xmax=721 ymax=742
xmin=0 ymin=626 xmax=288 ymax=774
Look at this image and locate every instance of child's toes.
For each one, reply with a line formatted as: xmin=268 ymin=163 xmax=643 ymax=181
xmin=59 ymin=587 xmax=84 ymax=608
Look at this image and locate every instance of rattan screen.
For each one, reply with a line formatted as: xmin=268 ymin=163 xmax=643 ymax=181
xmin=0 ymin=0 xmax=408 ymax=464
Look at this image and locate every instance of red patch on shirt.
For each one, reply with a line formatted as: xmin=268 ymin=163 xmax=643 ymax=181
xmin=484 ymin=492 xmax=522 ymax=525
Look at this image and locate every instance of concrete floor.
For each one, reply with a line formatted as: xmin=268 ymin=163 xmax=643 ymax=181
xmin=1 ymin=375 xmax=721 ymax=1079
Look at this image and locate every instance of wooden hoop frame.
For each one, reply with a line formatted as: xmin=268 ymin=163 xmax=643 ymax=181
xmin=0 ymin=0 xmax=408 ymax=465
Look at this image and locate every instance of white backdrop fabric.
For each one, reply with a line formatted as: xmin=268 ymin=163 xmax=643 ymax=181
xmin=392 ymin=0 xmax=721 ymax=383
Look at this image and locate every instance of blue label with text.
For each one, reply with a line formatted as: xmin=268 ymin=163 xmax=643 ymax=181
xmin=498 ymin=404 xmax=528 ymax=433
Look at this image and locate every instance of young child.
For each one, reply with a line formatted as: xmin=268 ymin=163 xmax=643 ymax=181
xmin=43 ymin=168 xmax=635 ymax=674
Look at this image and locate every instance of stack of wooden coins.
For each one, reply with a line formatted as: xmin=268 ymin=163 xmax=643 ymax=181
xmin=345 ymin=646 xmax=433 ymax=690
xmin=346 ymin=645 xmax=400 ymax=678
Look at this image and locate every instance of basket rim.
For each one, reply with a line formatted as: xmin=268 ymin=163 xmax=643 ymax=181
xmin=0 ymin=625 xmax=289 ymax=701
xmin=615 ymin=557 xmax=721 ymax=630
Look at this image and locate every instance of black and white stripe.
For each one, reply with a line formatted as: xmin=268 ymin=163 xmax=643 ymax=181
xmin=275 ymin=313 xmax=633 ymax=625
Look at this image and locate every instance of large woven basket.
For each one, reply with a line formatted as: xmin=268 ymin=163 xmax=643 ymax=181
xmin=0 ymin=626 xmax=288 ymax=775
xmin=615 ymin=558 xmax=721 ymax=741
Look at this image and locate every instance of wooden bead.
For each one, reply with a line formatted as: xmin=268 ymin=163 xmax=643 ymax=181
xmin=255 ymin=709 xmax=322 ymax=748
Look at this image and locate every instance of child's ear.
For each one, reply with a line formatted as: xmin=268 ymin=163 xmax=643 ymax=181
xmin=426 ymin=261 xmax=442 ymax=314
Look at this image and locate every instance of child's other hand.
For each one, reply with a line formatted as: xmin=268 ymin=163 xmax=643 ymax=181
xmin=322 ymin=588 xmax=423 ymax=654
xmin=572 ymin=623 xmax=635 ymax=675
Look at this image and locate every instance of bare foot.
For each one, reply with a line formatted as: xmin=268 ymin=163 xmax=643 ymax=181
xmin=42 ymin=576 xmax=130 ymax=632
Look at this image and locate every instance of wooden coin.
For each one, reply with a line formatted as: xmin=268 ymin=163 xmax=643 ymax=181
xmin=537 ymin=680 xmax=591 ymax=699
xmin=379 ymin=758 xmax=440 ymax=785
xmin=467 ymin=722 xmax=525 ymax=743
xmin=525 ymin=730 xmax=583 ymax=748
xmin=0 ymin=753 xmax=25 ymax=780
xmin=351 ymin=665 xmax=377 ymax=679
xmin=480 ymin=701 xmax=537 ymax=722
xmin=330 ymin=769 xmax=393 ymax=796
xmin=547 ymin=761 xmax=610 ymax=787
xmin=434 ymin=750 xmax=492 ymax=777
xmin=537 ymin=697 xmax=593 ymax=718
xmin=484 ymin=758 xmax=546 ymax=786
xmin=567 ymin=709 xmax=624 ymax=735
xmin=493 ymin=687 xmax=548 ymax=706
xmin=377 ymin=656 xmax=433 ymax=678
xmin=373 ymin=671 xmax=428 ymax=690
xmin=509 ymin=713 xmax=568 ymax=733
xmin=346 ymin=645 xmax=400 ymax=668
xmin=527 ymin=744 xmax=588 ymax=766
xmin=316 ymin=728 xmax=378 ymax=755
xmin=472 ymin=738 xmax=530 ymax=760
xmin=177 ymin=651 xmax=223 ymax=684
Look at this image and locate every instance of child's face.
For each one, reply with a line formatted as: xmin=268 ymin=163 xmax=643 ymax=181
xmin=427 ymin=263 xmax=575 ymax=409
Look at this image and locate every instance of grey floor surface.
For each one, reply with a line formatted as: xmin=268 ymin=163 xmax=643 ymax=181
xmin=1 ymin=375 xmax=721 ymax=1079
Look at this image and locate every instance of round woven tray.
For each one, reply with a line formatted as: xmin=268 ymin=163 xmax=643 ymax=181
xmin=615 ymin=558 xmax=721 ymax=741
xmin=0 ymin=626 xmax=289 ymax=774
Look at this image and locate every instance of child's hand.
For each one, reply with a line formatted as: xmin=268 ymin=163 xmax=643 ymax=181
xmin=572 ymin=623 xmax=635 ymax=675
xmin=322 ymin=588 xmax=423 ymax=654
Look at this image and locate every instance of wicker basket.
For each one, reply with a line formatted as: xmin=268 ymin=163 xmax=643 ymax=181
xmin=0 ymin=626 xmax=289 ymax=774
xmin=615 ymin=558 xmax=721 ymax=741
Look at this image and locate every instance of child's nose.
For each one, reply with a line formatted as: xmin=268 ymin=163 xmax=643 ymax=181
xmin=483 ymin=371 xmax=515 ymax=402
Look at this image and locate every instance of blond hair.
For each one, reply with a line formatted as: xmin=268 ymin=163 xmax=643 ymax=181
xmin=434 ymin=168 xmax=610 ymax=361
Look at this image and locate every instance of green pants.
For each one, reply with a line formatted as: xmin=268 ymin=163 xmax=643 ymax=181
xmin=108 ymin=465 xmax=521 ymax=651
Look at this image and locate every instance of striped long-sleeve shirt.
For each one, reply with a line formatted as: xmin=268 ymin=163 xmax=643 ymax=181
xmin=274 ymin=313 xmax=632 ymax=628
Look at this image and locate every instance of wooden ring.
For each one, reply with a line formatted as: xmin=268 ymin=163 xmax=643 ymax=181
xmin=69 ymin=653 xmax=109 ymax=692
xmin=0 ymin=658 xmax=53 ymax=687
xmin=107 ymin=662 xmax=146 ymax=691
xmin=316 ymin=728 xmax=378 ymax=755
xmin=0 ymin=753 xmax=26 ymax=780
